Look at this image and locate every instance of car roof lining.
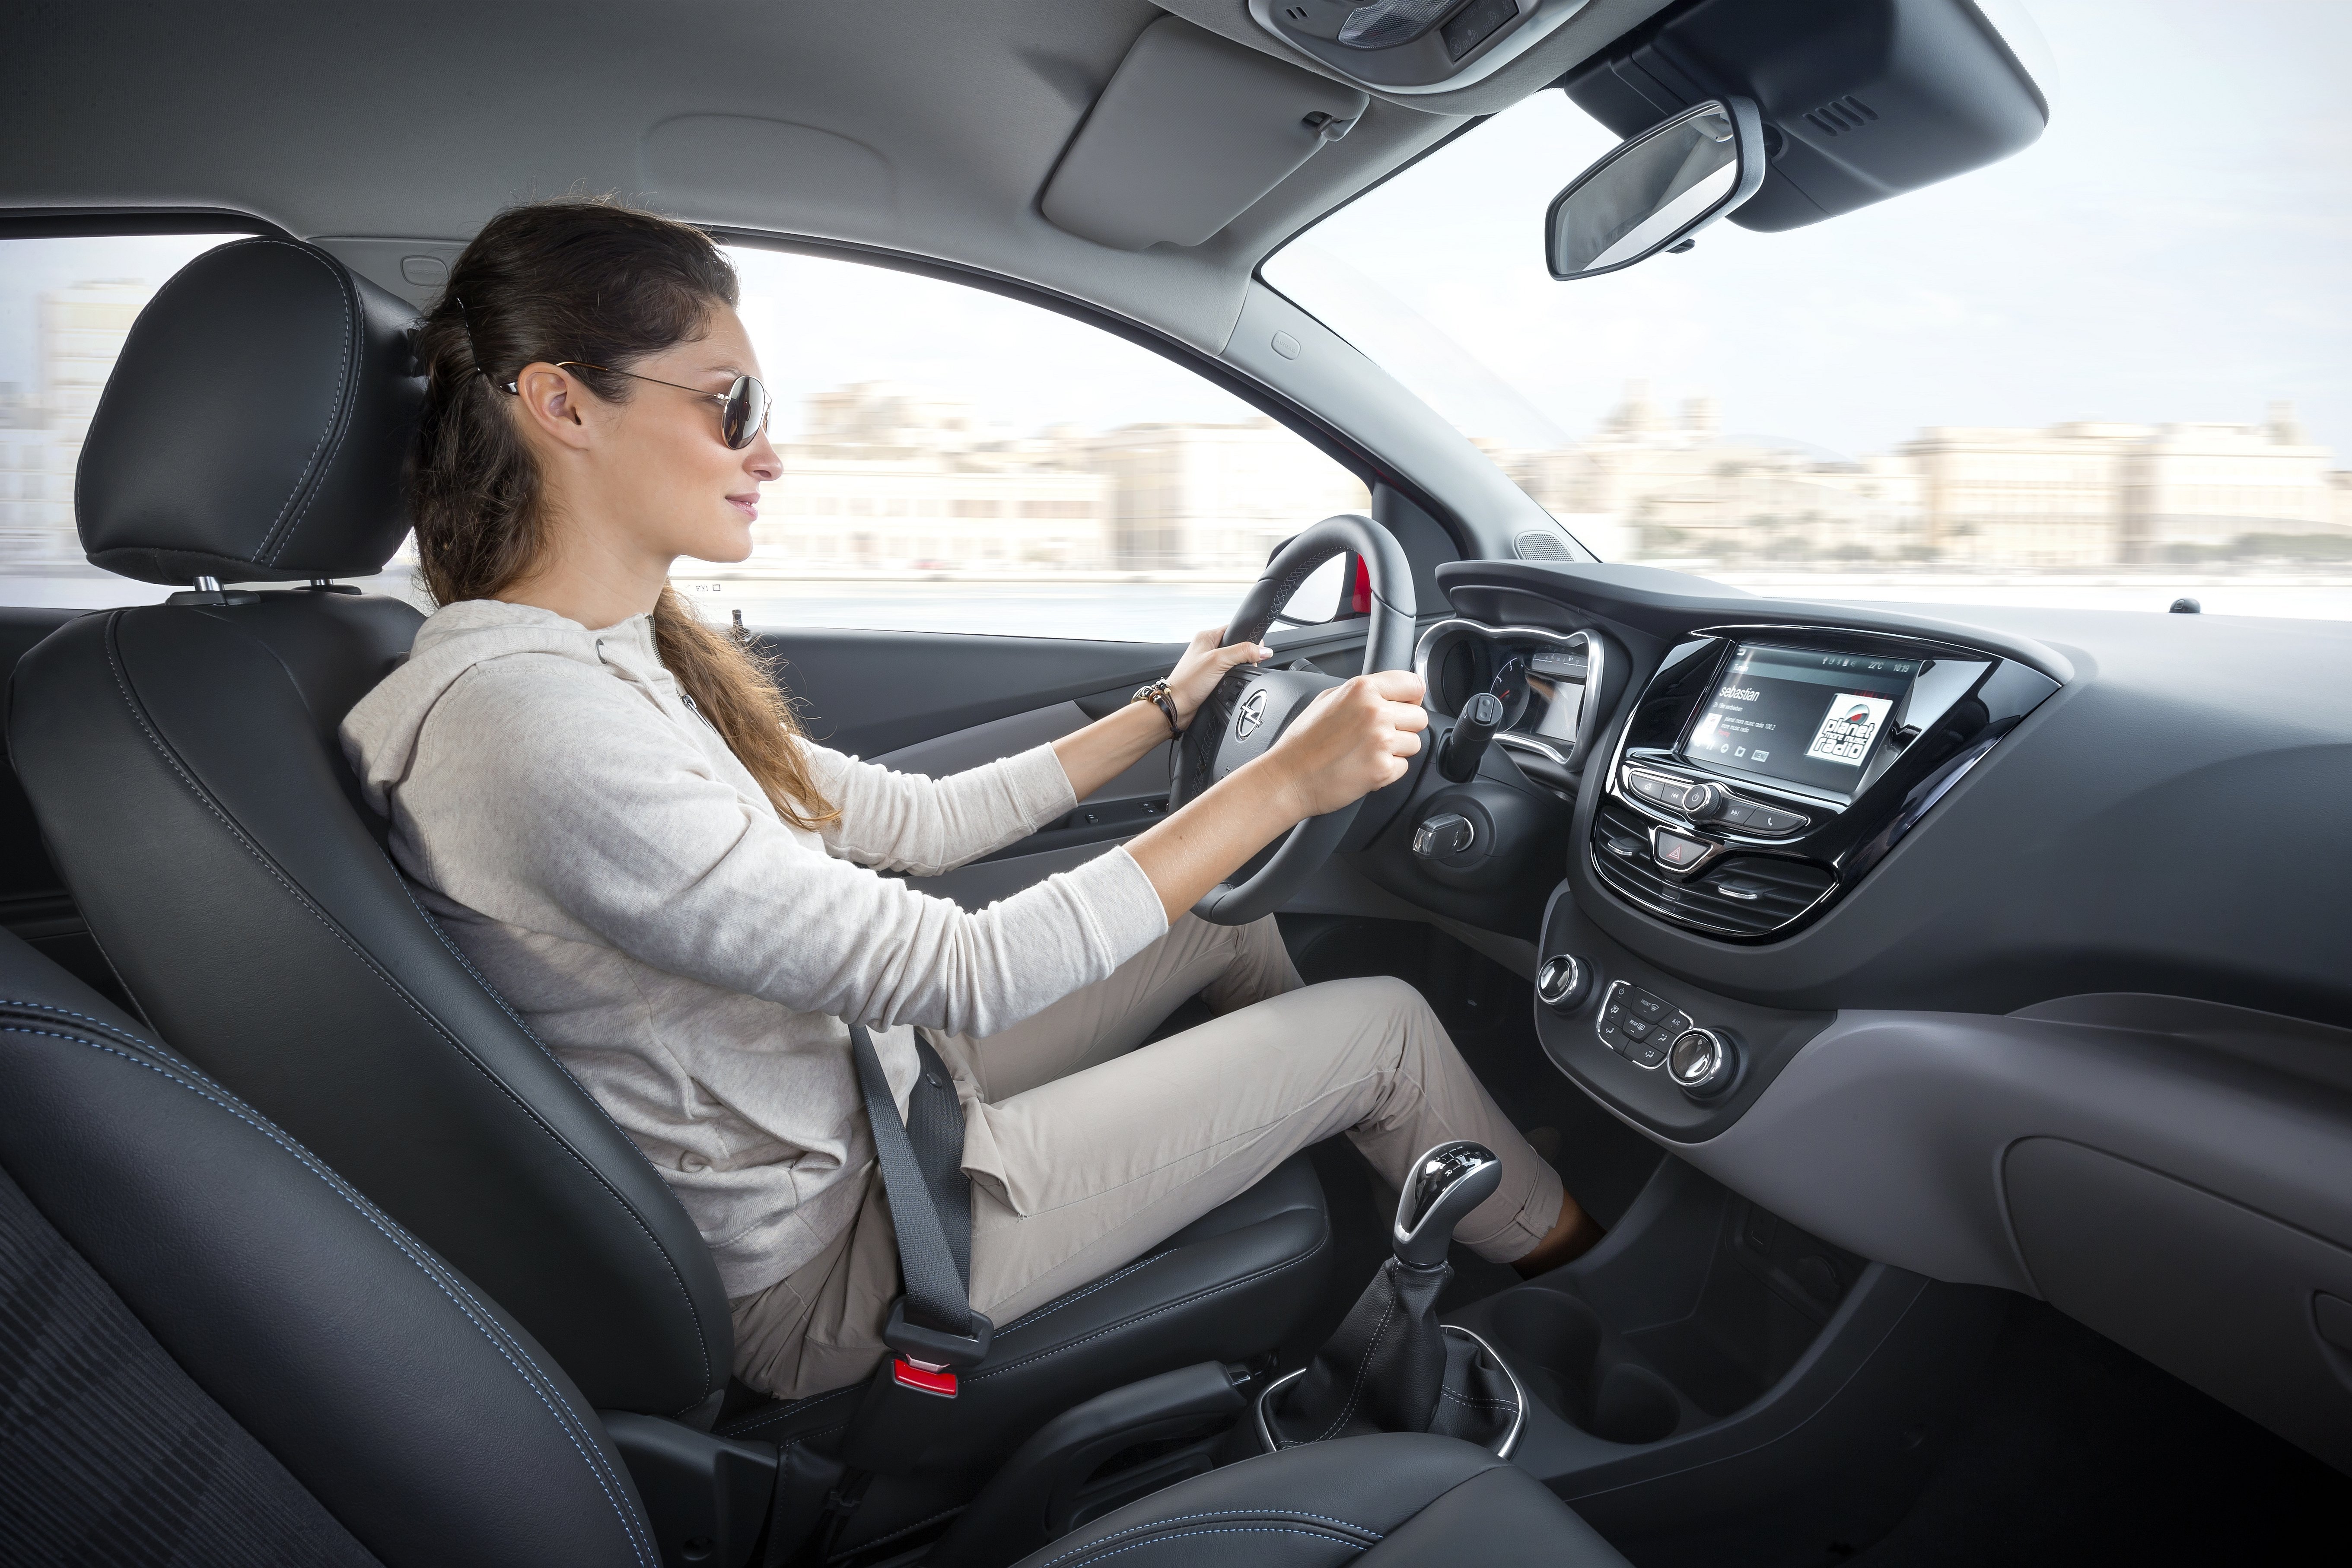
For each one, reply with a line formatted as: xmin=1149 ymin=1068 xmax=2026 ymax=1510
xmin=1 ymin=0 xmax=1673 ymax=353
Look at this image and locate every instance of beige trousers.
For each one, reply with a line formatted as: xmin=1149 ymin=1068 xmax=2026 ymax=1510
xmin=730 ymin=914 xmax=1565 ymax=1400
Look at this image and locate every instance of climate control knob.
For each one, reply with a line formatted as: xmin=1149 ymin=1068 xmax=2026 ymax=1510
xmin=1535 ymin=954 xmax=1591 ymax=1013
xmin=1666 ymin=1027 xmax=1738 ymax=1099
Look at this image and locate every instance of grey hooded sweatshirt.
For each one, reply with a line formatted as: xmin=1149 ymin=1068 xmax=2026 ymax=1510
xmin=341 ymin=599 xmax=1167 ymax=1296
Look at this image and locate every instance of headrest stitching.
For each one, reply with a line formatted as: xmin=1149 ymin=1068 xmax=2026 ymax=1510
xmin=265 ymin=258 xmax=370 ymax=569
xmin=243 ymin=239 xmax=357 ymax=568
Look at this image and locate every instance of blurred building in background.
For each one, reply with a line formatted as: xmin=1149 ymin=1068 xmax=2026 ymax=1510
xmin=0 ymin=279 xmax=155 ymax=566
xmin=752 ymin=384 xmax=1365 ymax=573
xmin=1501 ymin=382 xmax=2352 ymax=568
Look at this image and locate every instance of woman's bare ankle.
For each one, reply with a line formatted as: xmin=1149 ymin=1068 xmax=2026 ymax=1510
xmin=1512 ymin=1193 xmax=1604 ymax=1279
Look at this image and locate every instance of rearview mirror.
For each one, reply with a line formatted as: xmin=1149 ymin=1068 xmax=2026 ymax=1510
xmin=1546 ymin=97 xmax=1766 ymax=280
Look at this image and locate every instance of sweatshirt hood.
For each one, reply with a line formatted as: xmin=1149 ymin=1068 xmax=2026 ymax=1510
xmin=341 ymin=598 xmax=670 ymax=816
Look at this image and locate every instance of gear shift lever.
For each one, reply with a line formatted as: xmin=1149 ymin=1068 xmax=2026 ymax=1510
xmin=1394 ymin=1141 xmax=1502 ymax=1268
xmin=1259 ymin=1141 xmax=1523 ymax=1456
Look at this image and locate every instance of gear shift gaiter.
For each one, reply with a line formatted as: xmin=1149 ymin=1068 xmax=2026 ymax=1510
xmin=1259 ymin=1142 xmax=1524 ymax=1456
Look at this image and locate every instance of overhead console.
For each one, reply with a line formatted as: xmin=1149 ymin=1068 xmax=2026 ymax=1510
xmin=1246 ymin=0 xmax=1599 ymax=95
xmin=1593 ymin=625 xmax=2057 ymax=940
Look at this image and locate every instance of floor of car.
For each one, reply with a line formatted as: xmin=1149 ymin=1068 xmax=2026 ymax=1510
xmin=1846 ymin=1297 xmax=2349 ymax=1563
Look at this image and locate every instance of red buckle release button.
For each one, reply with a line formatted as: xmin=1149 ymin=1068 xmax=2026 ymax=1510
xmin=892 ymin=1358 xmax=959 ymax=1398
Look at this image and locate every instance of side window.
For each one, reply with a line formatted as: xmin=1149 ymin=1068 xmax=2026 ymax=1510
xmin=0 ymin=234 xmax=255 ymax=607
xmin=716 ymin=247 xmax=1369 ymax=642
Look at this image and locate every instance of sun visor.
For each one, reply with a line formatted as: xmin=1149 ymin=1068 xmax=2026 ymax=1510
xmin=1043 ymin=16 xmax=1370 ymax=251
xmin=1563 ymin=0 xmax=2048 ymax=233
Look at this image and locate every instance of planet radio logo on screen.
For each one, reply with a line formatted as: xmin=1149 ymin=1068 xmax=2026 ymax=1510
xmin=1806 ymin=693 xmax=1894 ymax=766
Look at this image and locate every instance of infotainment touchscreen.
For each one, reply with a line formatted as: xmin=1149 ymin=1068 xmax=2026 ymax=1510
xmin=1681 ymin=644 xmax=1920 ymax=798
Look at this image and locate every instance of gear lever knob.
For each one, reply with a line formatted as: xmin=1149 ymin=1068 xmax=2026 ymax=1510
xmin=1393 ymin=1141 xmax=1502 ymax=1268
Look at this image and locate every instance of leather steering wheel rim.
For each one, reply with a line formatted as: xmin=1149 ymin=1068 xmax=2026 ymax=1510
xmin=1174 ymin=514 xmax=1417 ymax=926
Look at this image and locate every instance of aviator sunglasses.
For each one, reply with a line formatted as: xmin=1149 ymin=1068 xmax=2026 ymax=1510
xmin=492 ymin=361 xmax=772 ymax=451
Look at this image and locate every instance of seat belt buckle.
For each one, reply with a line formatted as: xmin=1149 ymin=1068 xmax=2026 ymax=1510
xmin=891 ymin=1357 xmax=960 ymax=1398
xmin=882 ymin=1296 xmax=994 ymax=1377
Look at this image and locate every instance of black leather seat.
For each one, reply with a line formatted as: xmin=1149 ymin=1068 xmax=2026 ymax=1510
xmin=4 ymin=235 xmax=1330 ymax=1541
xmin=1007 ymin=1434 xmax=1626 ymax=1568
xmin=0 ymin=921 xmax=1620 ymax=1566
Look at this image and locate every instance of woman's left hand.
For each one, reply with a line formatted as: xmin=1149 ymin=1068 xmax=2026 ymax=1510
xmin=1166 ymin=627 xmax=1272 ymax=727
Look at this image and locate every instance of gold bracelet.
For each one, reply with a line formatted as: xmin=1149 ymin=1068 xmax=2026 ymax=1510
xmin=1131 ymin=680 xmax=1183 ymax=740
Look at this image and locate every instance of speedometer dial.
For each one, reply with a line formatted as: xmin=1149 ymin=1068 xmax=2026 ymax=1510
xmin=1488 ymin=655 xmax=1533 ymax=728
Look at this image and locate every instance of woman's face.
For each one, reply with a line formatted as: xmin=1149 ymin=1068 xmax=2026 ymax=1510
xmin=570 ymin=303 xmax=781 ymax=567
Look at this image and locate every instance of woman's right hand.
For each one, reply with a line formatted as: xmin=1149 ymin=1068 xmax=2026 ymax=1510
xmin=1259 ymin=670 xmax=1430 ymax=821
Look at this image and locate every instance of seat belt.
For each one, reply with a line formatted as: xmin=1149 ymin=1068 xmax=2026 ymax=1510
xmin=848 ymin=1023 xmax=993 ymax=1387
xmin=773 ymin=1027 xmax=994 ymax=1568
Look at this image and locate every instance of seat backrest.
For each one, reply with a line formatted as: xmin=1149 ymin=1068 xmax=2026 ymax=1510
xmin=0 ymin=924 xmax=661 ymax=1567
xmin=5 ymin=237 xmax=730 ymax=1421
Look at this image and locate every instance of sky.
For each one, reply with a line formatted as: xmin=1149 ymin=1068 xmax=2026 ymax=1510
xmin=6 ymin=2 xmax=2346 ymax=467
xmin=1269 ymin=0 xmax=2352 ymax=460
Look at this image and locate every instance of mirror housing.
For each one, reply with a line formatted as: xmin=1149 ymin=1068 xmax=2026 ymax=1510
xmin=1545 ymin=96 xmax=1766 ymax=281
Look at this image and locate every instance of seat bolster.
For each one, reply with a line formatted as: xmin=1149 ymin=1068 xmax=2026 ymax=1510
xmin=0 ymin=931 xmax=659 ymax=1568
xmin=7 ymin=598 xmax=732 ymax=1417
xmin=1011 ymin=1434 xmax=1628 ymax=1568
xmin=1362 ymin=1461 xmax=1629 ymax=1566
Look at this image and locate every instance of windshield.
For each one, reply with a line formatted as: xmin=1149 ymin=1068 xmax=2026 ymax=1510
xmin=1264 ymin=0 xmax=2352 ymax=620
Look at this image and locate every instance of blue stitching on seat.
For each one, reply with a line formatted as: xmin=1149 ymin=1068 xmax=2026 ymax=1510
xmin=0 ymin=1023 xmax=659 ymax=1568
xmin=95 ymin=615 xmax=717 ymax=1405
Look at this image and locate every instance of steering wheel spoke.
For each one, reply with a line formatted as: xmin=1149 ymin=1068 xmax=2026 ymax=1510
xmin=1175 ymin=514 xmax=1419 ymax=926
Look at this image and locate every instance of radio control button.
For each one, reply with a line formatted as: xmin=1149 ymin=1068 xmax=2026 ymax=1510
xmin=1717 ymin=799 xmax=1756 ymax=827
xmin=1625 ymin=771 xmax=1683 ymax=806
xmin=1747 ymin=806 xmax=1808 ymax=836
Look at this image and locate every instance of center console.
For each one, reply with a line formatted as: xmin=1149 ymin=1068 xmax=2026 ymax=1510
xmin=1590 ymin=625 xmax=2059 ymax=943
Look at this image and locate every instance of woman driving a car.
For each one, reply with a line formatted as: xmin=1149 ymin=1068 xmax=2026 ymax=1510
xmin=342 ymin=197 xmax=1602 ymax=1401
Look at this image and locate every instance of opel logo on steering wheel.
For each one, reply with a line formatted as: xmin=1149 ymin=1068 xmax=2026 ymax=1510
xmin=1235 ymin=687 xmax=1269 ymax=740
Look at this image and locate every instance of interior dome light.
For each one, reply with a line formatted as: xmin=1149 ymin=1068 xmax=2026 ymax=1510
xmin=1337 ymin=0 xmax=1461 ymax=50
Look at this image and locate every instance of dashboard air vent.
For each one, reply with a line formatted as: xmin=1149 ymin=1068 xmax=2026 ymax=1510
xmin=1591 ymin=802 xmax=1835 ymax=938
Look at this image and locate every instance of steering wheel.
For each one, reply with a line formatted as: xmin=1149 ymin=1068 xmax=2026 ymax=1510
xmin=1171 ymin=514 xmax=1419 ymax=925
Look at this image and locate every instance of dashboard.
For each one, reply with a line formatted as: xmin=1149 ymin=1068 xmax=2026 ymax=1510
xmin=1352 ymin=556 xmax=2352 ymax=1472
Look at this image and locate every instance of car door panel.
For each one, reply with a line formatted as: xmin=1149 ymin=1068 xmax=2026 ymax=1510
xmin=757 ymin=622 xmax=1374 ymax=906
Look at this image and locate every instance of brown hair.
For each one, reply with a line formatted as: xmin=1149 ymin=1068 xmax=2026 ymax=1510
xmin=408 ymin=197 xmax=834 ymax=828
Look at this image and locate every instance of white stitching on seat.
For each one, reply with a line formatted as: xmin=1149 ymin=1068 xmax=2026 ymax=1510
xmin=967 ymin=1228 xmax=1329 ymax=1384
xmin=94 ymin=614 xmax=716 ymax=1398
xmin=995 ymin=1247 xmax=1175 ymax=1335
xmin=1039 ymin=1524 xmax=1371 ymax=1568
xmin=1031 ymin=1508 xmax=1381 ymax=1566
xmin=241 ymin=240 xmax=356 ymax=565
xmin=0 ymin=1023 xmax=659 ymax=1568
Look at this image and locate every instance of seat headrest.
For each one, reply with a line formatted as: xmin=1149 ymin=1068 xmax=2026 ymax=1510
xmin=77 ymin=237 xmax=424 ymax=587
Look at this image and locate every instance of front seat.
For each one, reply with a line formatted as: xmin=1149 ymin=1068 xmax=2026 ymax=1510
xmin=5 ymin=237 xmax=1330 ymax=1542
xmin=0 ymin=926 xmax=1613 ymax=1568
